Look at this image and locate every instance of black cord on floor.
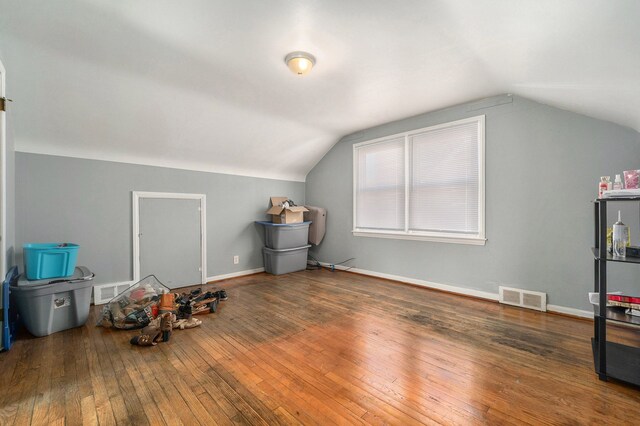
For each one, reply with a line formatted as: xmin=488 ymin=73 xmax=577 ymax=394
xmin=307 ymin=254 xmax=355 ymax=272
xmin=306 ymin=253 xmax=322 ymax=270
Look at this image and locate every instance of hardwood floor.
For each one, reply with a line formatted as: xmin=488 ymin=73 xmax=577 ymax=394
xmin=1 ymin=269 xmax=640 ymax=425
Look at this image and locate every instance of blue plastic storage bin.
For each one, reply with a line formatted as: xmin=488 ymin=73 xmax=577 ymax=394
xmin=23 ymin=243 xmax=80 ymax=280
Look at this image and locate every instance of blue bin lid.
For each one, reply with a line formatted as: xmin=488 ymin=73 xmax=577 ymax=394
xmin=23 ymin=243 xmax=79 ymax=250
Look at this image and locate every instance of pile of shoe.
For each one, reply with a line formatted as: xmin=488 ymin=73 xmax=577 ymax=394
xmin=129 ymin=312 xmax=175 ymax=346
xmin=129 ymin=287 xmax=228 ymax=347
xmin=176 ymin=288 xmax=228 ymax=317
xmin=97 ymin=275 xmax=169 ymax=329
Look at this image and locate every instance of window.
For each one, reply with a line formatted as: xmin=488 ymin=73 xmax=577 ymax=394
xmin=353 ymin=115 xmax=485 ymax=245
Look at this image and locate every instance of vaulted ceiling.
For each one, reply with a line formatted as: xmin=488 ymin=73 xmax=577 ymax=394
xmin=1 ymin=1 xmax=639 ymax=181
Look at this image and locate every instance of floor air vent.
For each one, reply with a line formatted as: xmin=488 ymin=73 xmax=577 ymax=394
xmin=94 ymin=282 xmax=134 ymax=305
xmin=499 ymin=286 xmax=547 ymax=312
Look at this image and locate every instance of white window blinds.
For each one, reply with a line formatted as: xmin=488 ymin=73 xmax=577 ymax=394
xmin=355 ymin=137 xmax=405 ymax=230
xmin=409 ymin=121 xmax=479 ymax=234
xmin=353 ymin=116 xmax=485 ymax=244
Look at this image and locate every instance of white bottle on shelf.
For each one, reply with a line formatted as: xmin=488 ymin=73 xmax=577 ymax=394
xmin=612 ymin=210 xmax=628 ymax=257
xmin=613 ymin=174 xmax=623 ymax=190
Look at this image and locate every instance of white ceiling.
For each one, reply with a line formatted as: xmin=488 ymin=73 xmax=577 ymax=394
xmin=1 ymin=0 xmax=639 ymax=182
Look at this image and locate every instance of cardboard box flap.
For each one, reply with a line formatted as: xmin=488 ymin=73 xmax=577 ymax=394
xmin=288 ymin=206 xmax=309 ymax=213
xmin=266 ymin=205 xmax=285 ymax=215
xmin=266 ymin=196 xmax=288 ymax=215
xmin=270 ymin=196 xmax=289 ymax=206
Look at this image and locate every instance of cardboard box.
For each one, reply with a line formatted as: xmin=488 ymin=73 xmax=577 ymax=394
xmin=266 ymin=196 xmax=308 ymax=224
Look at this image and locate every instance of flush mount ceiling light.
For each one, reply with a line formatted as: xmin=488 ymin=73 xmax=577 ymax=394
xmin=284 ymin=51 xmax=316 ymax=76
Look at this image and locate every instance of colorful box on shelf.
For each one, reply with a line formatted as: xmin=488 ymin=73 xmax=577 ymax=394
xmin=607 ymin=294 xmax=640 ymax=309
xmin=623 ymin=169 xmax=639 ymax=189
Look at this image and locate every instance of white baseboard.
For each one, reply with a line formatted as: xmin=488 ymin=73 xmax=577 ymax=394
xmin=546 ymin=304 xmax=592 ymax=319
xmin=206 ymin=267 xmax=264 ymax=283
xmin=320 ymin=263 xmax=498 ymax=301
xmin=320 ymin=263 xmax=593 ymax=319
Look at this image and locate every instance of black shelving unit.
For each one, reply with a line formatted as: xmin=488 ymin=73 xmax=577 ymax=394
xmin=592 ymin=196 xmax=640 ymax=387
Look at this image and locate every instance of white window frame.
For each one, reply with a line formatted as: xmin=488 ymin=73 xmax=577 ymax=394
xmin=352 ymin=115 xmax=486 ymax=245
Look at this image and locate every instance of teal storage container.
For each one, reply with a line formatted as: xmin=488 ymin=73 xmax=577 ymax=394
xmin=23 ymin=243 xmax=80 ymax=280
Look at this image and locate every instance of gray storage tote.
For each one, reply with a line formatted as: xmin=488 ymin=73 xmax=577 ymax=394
xmin=256 ymin=221 xmax=311 ymax=249
xmin=263 ymin=245 xmax=310 ymax=275
xmin=11 ymin=267 xmax=94 ymax=337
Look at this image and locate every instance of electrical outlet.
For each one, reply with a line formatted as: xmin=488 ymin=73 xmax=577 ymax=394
xmin=233 ymin=255 xmax=239 ymax=264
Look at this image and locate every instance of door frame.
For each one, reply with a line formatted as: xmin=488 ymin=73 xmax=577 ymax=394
xmin=132 ymin=191 xmax=207 ymax=284
xmin=0 ymin=60 xmax=7 ymax=279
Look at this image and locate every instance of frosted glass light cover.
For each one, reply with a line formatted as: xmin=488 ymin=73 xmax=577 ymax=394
xmin=285 ymin=52 xmax=316 ymax=75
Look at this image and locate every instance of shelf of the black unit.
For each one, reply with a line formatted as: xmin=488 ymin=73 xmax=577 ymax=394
xmin=592 ymin=338 xmax=640 ymax=387
xmin=591 ymin=248 xmax=640 ymax=264
xmin=596 ymin=307 xmax=640 ymax=326
xmin=595 ymin=196 xmax=640 ymax=202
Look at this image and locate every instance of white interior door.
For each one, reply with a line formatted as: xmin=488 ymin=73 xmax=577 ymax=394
xmin=133 ymin=192 xmax=206 ymax=289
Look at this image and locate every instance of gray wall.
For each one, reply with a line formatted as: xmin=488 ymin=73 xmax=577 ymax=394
xmin=306 ymin=95 xmax=640 ymax=311
xmin=16 ymin=153 xmax=304 ymax=285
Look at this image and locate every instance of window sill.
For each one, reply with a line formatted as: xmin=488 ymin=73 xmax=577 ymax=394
xmin=352 ymin=230 xmax=487 ymax=246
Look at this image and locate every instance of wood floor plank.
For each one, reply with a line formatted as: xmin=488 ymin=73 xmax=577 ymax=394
xmin=63 ymin=331 xmax=84 ymax=426
xmin=102 ymin=331 xmax=163 ymax=426
xmin=80 ymin=395 xmax=99 ymax=426
xmin=1 ymin=269 xmax=640 ymax=425
xmin=0 ymin=335 xmax=23 ymax=411
xmin=168 ymin=341 xmax=246 ymax=424
xmin=219 ymin=323 xmax=367 ymax=425
xmin=91 ymin=324 xmax=142 ymax=425
xmin=13 ymin=336 xmax=47 ymax=425
xmin=152 ymin=341 xmax=220 ymax=426
xmin=0 ymin=342 xmax=26 ymax=424
xmin=125 ymin=345 xmax=190 ymax=425
xmin=272 ymin=406 xmax=304 ymax=426
xmin=84 ymin=332 xmax=116 ymax=426
xmin=29 ymin=335 xmax=54 ymax=425
xmin=47 ymin=329 xmax=67 ymax=424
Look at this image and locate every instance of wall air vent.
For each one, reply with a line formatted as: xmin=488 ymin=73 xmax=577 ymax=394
xmin=499 ymin=286 xmax=547 ymax=312
xmin=93 ymin=282 xmax=134 ymax=305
